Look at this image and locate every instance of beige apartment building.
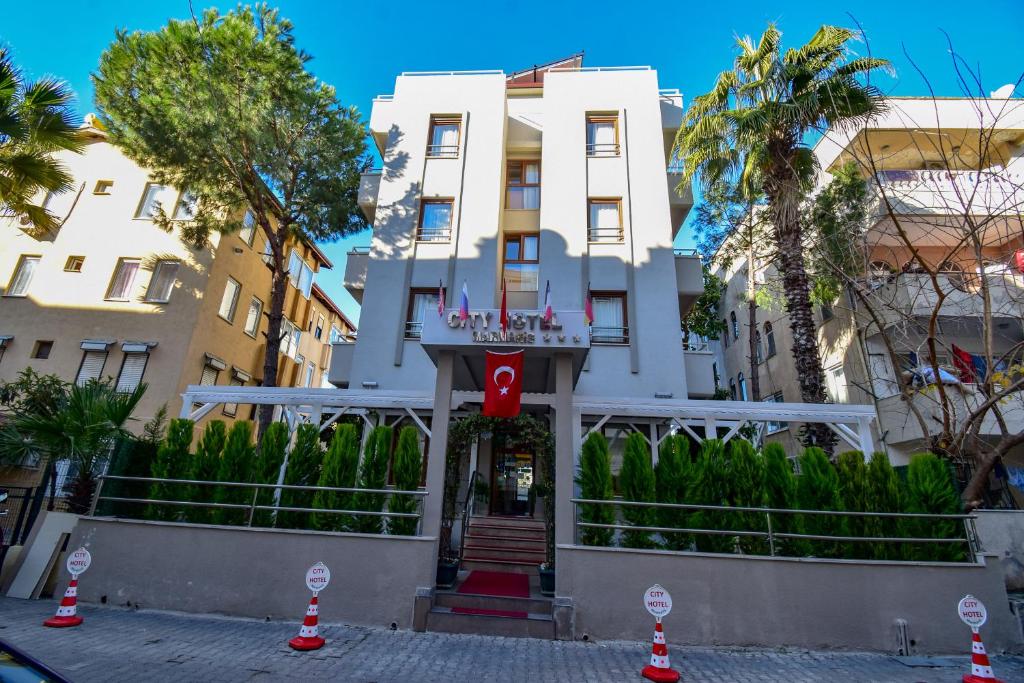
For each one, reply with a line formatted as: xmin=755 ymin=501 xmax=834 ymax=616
xmin=713 ymin=97 xmax=1024 ymax=477
xmin=0 ymin=116 xmax=354 ymax=436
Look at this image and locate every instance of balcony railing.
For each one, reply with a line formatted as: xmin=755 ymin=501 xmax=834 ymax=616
xmin=416 ymin=227 xmax=452 ymax=242
xmin=591 ymin=325 xmax=629 ymax=345
xmin=588 ymin=226 xmax=624 ymax=243
xmin=586 ymin=142 xmax=620 ymax=157
xmin=426 ymin=144 xmax=459 ymax=158
xmin=404 ymin=321 xmax=423 ymax=339
xmin=349 ymin=246 xmax=371 ymax=255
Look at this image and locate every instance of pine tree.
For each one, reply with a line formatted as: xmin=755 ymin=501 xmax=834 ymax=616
xmin=762 ymin=442 xmax=802 ymax=555
xmin=688 ymin=439 xmax=732 ymax=553
xmin=251 ymin=422 xmax=288 ymax=527
xmin=277 ymin=424 xmax=323 ymax=529
xmin=619 ymin=433 xmax=656 ymax=549
xmin=905 ymin=453 xmax=966 ymax=562
xmin=212 ymin=421 xmax=256 ymax=525
xmin=353 ymin=426 xmax=392 ymax=534
xmin=729 ymin=439 xmax=767 ymax=554
xmin=796 ymin=447 xmax=844 ymax=558
xmin=577 ymin=431 xmax=615 ymax=546
xmin=147 ymin=418 xmax=194 ymax=521
xmin=312 ymin=424 xmax=360 ymax=531
xmin=836 ymin=451 xmax=871 ymax=558
xmin=655 ymin=435 xmax=691 ymax=550
xmin=184 ymin=420 xmax=226 ymax=523
xmin=388 ymin=427 xmax=424 ymax=536
xmin=866 ymin=451 xmax=904 ymax=560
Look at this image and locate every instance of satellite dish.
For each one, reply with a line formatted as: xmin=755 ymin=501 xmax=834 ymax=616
xmin=990 ymin=84 xmax=1015 ymax=99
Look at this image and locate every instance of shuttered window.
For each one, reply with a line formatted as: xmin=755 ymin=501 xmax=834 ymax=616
xmin=200 ymin=364 xmax=220 ymax=386
xmin=116 ymin=353 xmax=149 ymax=393
xmin=76 ymin=350 xmax=107 ymax=386
xmin=222 ymin=375 xmax=245 ymax=417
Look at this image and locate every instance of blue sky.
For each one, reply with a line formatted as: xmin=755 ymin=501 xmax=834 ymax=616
xmin=3 ymin=0 xmax=1021 ymax=322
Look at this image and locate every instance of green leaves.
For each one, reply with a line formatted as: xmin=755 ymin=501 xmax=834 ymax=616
xmin=388 ymin=427 xmax=424 ymax=536
xmin=577 ymin=431 xmax=615 ymax=547
xmin=619 ymin=433 xmax=657 ymax=549
xmin=312 ymin=423 xmax=359 ymax=531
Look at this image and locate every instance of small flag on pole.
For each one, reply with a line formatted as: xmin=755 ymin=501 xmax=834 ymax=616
xmin=584 ymin=285 xmax=594 ymax=325
xmin=459 ymin=280 xmax=470 ymax=321
xmin=543 ymin=280 xmax=553 ymax=323
xmin=437 ymin=280 xmax=445 ymax=317
xmin=500 ymin=279 xmax=508 ymax=337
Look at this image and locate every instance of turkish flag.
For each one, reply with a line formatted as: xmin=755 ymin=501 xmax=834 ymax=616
xmin=483 ymin=350 xmax=524 ymax=417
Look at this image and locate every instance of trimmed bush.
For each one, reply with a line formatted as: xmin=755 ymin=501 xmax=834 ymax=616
xmin=836 ymin=451 xmax=871 ymax=558
xmin=688 ymin=440 xmax=732 ymax=553
xmin=277 ymin=424 xmax=323 ymax=529
xmin=147 ymin=418 xmax=194 ymax=521
xmin=762 ymin=442 xmax=802 ymax=555
xmin=866 ymin=451 xmax=905 ymax=560
xmin=311 ymin=423 xmax=360 ymax=531
xmin=654 ymin=435 xmax=691 ymax=551
xmin=252 ymin=422 xmax=288 ymax=527
xmin=619 ymin=433 xmax=656 ymax=549
xmin=796 ymin=447 xmax=844 ymax=558
xmin=184 ymin=420 xmax=227 ymax=523
xmin=353 ymin=426 xmax=392 ymax=534
xmin=577 ymin=431 xmax=615 ymax=546
xmin=388 ymin=427 xmax=424 ymax=535
xmin=905 ymin=452 xmax=966 ymax=562
xmin=728 ymin=439 xmax=767 ymax=554
xmin=212 ymin=421 xmax=256 ymax=525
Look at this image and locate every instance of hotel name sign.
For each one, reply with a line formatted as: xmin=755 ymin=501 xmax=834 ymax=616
xmin=422 ymin=309 xmax=590 ymax=349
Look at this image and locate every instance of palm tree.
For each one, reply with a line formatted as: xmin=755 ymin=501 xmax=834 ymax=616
xmin=675 ymin=24 xmax=889 ymax=448
xmin=0 ymin=48 xmax=84 ymax=232
xmin=0 ymin=380 xmax=147 ymax=513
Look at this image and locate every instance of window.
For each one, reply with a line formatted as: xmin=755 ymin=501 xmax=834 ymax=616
xmin=764 ymin=322 xmax=776 ymax=358
xmin=93 ymin=180 xmax=113 ymax=195
xmin=427 ymin=116 xmax=460 ymax=157
xmin=417 ymin=199 xmax=453 ymax=242
xmin=819 ymin=302 xmax=835 ymax=322
xmin=314 ymin=314 xmax=325 ymax=341
xmin=303 ymin=361 xmax=316 ymax=388
xmin=243 ymin=297 xmax=263 ymax=337
xmin=738 ymin=372 xmax=748 ymax=401
xmin=222 ymin=370 xmax=248 ymax=417
xmin=76 ymin=350 xmax=107 ymax=385
xmin=329 ymin=325 xmax=344 ymax=344
xmin=200 ymin=363 xmax=220 ymax=387
xmin=106 ymin=258 xmax=141 ymax=301
xmin=6 ymin=255 xmax=40 ymax=297
xmin=239 ymin=210 xmax=256 ymax=246
xmin=712 ymin=361 xmax=720 ymax=389
xmin=280 ymin=319 xmax=301 ymax=358
xmin=64 ymin=256 xmax=85 ymax=273
xmin=503 ymin=234 xmax=539 ymax=292
xmin=287 ymin=250 xmax=315 ymax=298
xmin=293 ymin=354 xmax=305 ymax=386
xmin=218 ymin=277 xmax=241 ymax=322
xmin=406 ymin=288 xmax=443 ymax=339
xmin=729 ymin=377 xmax=737 ymax=400
xmin=135 ymin=183 xmax=167 ymax=218
xmin=586 ymin=114 xmax=619 ymax=156
xmin=172 ymin=191 xmax=197 ymax=220
xmin=588 ymin=199 xmax=623 ymax=242
xmin=730 ymin=311 xmax=739 ymax=340
xmin=590 ymin=292 xmax=628 ymax=344
xmin=32 ymin=340 xmax=53 ymax=359
xmin=116 ymin=353 xmax=149 ymax=393
xmin=721 ymin=319 xmax=729 ymax=348
xmin=145 ymin=260 xmax=180 ymax=303
xmin=763 ymin=391 xmax=788 ymax=434
xmin=825 ymin=365 xmax=847 ymax=403
xmin=506 ymin=160 xmax=540 ymax=210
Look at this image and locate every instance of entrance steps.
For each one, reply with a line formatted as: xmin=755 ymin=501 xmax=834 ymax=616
xmin=427 ymin=569 xmax=554 ymax=639
xmin=461 ymin=515 xmax=546 ymax=574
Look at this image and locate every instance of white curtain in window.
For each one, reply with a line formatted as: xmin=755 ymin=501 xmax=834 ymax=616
xmin=592 ymin=296 xmax=623 ymax=328
xmin=219 ymin=279 xmax=240 ymax=320
xmin=411 ymin=292 xmax=439 ymax=322
xmin=591 ymin=203 xmax=619 ymax=229
xmin=524 ymin=163 xmax=540 ymax=184
xmin=244 ymin=298 xmax=262 ymax=335
xmin=109 ymin=261 xmax=140 ymax=299
xmin=588 ymin=121 xmax=615 ymax=147
xmin=298 ymin=264 xmax=314 ymax=298
xmin=147 ymin=261 xmax=179 ymax=302
xmin=434 ymin=124 xmax=458 ymax=148
xmin=8 ymin=257 xmax=39 ymax=296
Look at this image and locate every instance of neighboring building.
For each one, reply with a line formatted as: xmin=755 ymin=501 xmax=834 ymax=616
xmin=0 ymin=116 xmax=350 ymax=434
xmin=713 ymin=97 xmax=1024 ymax=473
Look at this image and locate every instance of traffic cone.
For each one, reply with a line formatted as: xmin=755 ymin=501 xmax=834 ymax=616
xmin=288 ymin=594 xmax=325 ymax=651
xmin=641 ymin=620 xmax=681 ymax=682
xmin=43 ymin=578 xmax=83 ymax=628
xmin=962 ymin=630 xmax=1005 ymax=683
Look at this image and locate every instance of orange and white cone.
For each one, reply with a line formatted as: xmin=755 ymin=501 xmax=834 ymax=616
xmin=288 ymin=593 xmax=325 ymax=651
xmin=641 ymin=619 xmax=681 ymax=682
xmin=962 ymin=629 xmax=1005 ymax=683
xmin=43 ymin=577 xmax=83 ymax=628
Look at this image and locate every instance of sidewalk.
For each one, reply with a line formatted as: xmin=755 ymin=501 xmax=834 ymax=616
xmin=1 ymin=597 xmax=1022 ymax=682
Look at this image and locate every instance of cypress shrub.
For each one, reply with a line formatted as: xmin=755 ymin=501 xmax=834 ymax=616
xmin=103 ymin=435 xmax=158 ymax=517
xmin=147 ymin=418 xmax=194 ymax=521
xmin=184 ymin=420 xmax=227 ymax=524
xmin=762 ymin=442 xmax=802 ymax=555
xmin=905 ymin=453 xmax=966 ymax=562
xmin=277 ymin=424 xmax=323 ymax=529
xmin=836 ymin=451 xmax=871 ymax=558
xmin=795 ymin=447 xmax=844 ymax=558
xmin=728 ymin=439 xmax=767 ymax=554
xmin=352 ymin=426 xmax=392 ymax=534
xmin=311 ymin=423 xmax=360 ymax=531
xmin=577 ymin=431 xmax=615 ymax=546
xmin=251 ymin=422 xmax=288 ymax=527
xmin=655 ymin=435 xmax=691 ymax=550
xmin=688 ymin=439 xmax=732 ymax=553
xmin=387 ymin=427 xmax=424 ymax=536
xmin=866 ymin=451 xmax=905 ymax=560
xmin=212 ymin=421 xmax=256 ymax=525
xmin=619 ymin=433 xmax=656 ymax=548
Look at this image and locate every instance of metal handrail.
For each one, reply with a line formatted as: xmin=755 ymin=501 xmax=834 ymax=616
xmin=99 ymin=475 xmax=427 ymax=496
xmin=590 ymin=325 xmax=629 ymax=344
xmin=426 ymin=144 xmax=459 ymax=158
xmin=458 ymin=470 xmax=481 ymax=564
xmin=586 ymin=143 xmax=620 ymax=157
xmin=588 ymin=226 xmax=624 ymax=242
xmin=571 ymin=497 xmax=974 ymax=519
xmin=348 ymin=246 xmax=371 ymax=255
xmin=416 ymin=227 xmax=452 ymax=242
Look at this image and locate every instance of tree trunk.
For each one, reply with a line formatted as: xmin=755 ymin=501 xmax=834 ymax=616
xmin=961 ymin=432 xmax=1024 ymax=510
xmin=747 ymin=272 xmax=761 ymax=402
xmin=257 ymin=249 xmax=289 ymax=439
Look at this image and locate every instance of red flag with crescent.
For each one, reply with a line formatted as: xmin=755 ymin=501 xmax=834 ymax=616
xmin=483 ymin=350 xmax=524 ymax=417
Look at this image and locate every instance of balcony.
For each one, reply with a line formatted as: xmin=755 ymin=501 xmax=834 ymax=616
xmin=659 ymin=89 xmax=683 ymax=130
xmin=368 ymin=96 xmax=394 ymax=156
xmin=674 ymin=249 xmax=704 ymax=313
xmin=327 ymin=340 xmax=356 ymax=388
xmin=667 ymin=167 xmax=694 ymax=238
xmin=343 ymin=247 xmax=369 ymax=304
xmin=684 ymin=349 xmax=717 ymax=398
xmin=877 ymin=389 xmax=1024 ymax=447
xmin=870 ymin=169 xmax=1024 ymax=228
xmin=865 ymin=271 xmax=1024 ymax=325
xmin=358 ymin=170 xmax=381 ymax=223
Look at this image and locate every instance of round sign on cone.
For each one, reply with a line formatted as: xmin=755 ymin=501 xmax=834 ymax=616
xmin=44 ymin=547 xmax=91 ymax=628
xmin=641 ymin=584 xmax=681 ymax=683
xmin=958 ymin=595 xmax=1004 ymax=683
xmin=289 ymin=562 xmax=330 ymax=651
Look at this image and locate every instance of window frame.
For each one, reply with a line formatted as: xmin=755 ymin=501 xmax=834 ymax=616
xmin=218 ymin=277 xmax=241 ymax=323
xmin=171 ymin=190 xmax=198 ymax=221
xmin=93 ymin=180 xmax=114 ymax=195
xmin=587 ymin=198 xmax=624 ymax=243
xmin=145 ymin=259 xmax=181 ymax=303
xmin=64 ymin=255 xmax=85 ymax=273
xmin=586 ymin=113 xmax=620 ymax=157
xmin=134 ymin=182 xmax=167 ymax=219
xmin=314 ymin=313 xmax=325 ymax=341
xmin=764 ymin=321 xmax=776 ymax=358
xmin=589 ymin=290 xmax=629 ymax=345
xmin=115 ymin=351 xmax=150 ymax=393
xmin=405 ymin=287 xmax=444 ymax=339
xmin=76 ymin=349 xmax=108 ymax=386
xmin=32 ymin=340 xmax=54 ymax=360
xmin=417 ymin=198 xmax=454 ymax=242
xmin=105 ymin=257 xmax=142 ymax=302
xmin=239 ymin=210 xmax=257 ymax=246
xmin=502 ymin=234 xmax=540 ymax=293
xmin=763 ymin=391 xmax=788 ymax=434
xmin=426 ymin=115 xmax=461 ymax=158
xmin=505 ymin=160 xmax=541 ymax=210
xmin=243 ymin=296 xmax=264 ymax=338
xmin=6 ymin=255 xmax=41 ymax=297
xmin=730 ymin=311 xmax=739 ymax=340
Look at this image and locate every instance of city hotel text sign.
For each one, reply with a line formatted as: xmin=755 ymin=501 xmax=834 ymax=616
xmin=422 ymin=309 xmax=590 ymax=349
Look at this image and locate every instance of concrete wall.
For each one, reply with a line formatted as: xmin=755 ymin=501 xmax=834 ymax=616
xmin=976 ymin=510 xmax=1024 ymax=591
xmin=557 ymin=544 xmax=1022 ymax=653
xmin=69 ymin=518 xmax=436 ymax=628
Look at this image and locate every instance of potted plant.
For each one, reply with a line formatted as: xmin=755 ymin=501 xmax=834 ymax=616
xmin=436 ymin=424 xmax=466 ymax=588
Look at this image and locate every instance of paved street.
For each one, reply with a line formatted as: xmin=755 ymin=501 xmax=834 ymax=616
xmin=1 ymin=597 xmax=1023 ymax=682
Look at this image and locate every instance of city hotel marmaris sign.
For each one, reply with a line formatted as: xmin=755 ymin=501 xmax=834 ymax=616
xmin=422 ymin=309 xmax=590 ymax=349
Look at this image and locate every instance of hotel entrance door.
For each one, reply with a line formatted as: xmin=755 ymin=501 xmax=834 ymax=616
xmin=490 ymin=450 xmax=534 ymax=516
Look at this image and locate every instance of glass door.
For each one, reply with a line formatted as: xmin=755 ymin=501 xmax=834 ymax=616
xmin=491 ymin=450 xmax=534 ymax=516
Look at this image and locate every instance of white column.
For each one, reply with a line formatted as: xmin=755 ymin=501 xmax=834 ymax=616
xmin=422 ymin=350 xmax=455 ymax=544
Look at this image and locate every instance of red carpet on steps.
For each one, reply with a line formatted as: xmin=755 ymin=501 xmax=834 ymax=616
xmin=451 ymin=570 xmax=530 ymax=618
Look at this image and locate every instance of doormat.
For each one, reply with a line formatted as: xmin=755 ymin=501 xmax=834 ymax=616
xmin=456 ymin=570 xmax=530 ymax=598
